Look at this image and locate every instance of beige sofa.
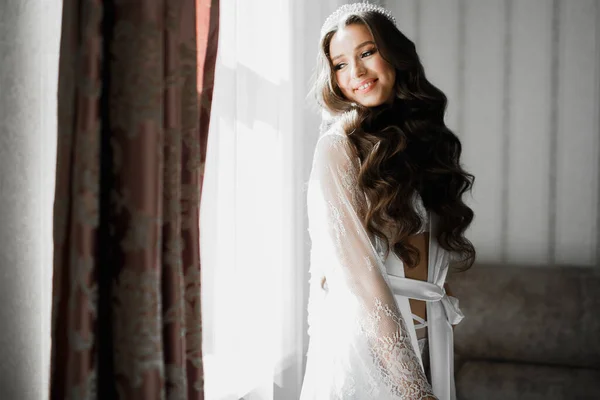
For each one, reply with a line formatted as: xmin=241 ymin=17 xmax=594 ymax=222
xmin=447 ymin=264 xmax=600 ymax=400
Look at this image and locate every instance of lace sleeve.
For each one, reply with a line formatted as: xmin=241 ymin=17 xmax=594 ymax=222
xmin=311 ymin=134 xmax=436 ymax=399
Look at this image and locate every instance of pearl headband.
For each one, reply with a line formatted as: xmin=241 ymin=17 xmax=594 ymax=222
xmin=320 ymin=2 xmax=398 ymax=37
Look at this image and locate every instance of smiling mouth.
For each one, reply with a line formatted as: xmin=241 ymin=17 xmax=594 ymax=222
xmin=354 ymin=79 xmax=378 ymax=93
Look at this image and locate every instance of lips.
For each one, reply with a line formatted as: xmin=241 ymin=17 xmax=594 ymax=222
xmin=353 ymin=78 xmax=378 ymax=94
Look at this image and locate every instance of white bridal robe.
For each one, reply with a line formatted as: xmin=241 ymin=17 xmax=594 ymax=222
xmin=300 ymin=127 xmax=464 ymax=400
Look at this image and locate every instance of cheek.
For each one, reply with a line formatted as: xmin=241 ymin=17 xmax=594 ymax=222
xmin=372 ymin=58 xmax=393 ymax=80
xmin=386 ymin=70 xmax=396 ymax=87
xmin=335 ymin=72 xmax=353 ymax=94
xmin=388 ymin=67 xmax=396 ymax=81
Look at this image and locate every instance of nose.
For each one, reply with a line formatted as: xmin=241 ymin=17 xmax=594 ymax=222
xmin=351 ymin=61 xmax=366 ymax=79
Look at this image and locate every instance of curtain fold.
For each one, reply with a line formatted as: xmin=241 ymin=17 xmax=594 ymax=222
xmin=50 ymin=0 xmax=219 ymax=398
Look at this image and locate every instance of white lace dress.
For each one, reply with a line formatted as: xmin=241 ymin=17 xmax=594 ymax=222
xmin=300 ymin=127 xmax=464 ymax=400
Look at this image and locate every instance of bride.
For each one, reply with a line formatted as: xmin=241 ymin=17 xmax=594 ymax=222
xmin=300 ymin=3 xmax=476 ymax=399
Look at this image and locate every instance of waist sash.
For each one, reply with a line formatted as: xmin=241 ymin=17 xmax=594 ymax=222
xmin=388 ymin=275 xmax=464 ymax=400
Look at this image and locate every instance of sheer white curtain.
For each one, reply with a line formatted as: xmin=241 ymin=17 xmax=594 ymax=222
xmin=200 ymin=1 xmax=350 ymax=399
xmin=0 ymin=1 xmax=61 ymax=398
xmin=200 ymin=0 xmax=300 ymax=398
xmin=200 ymin=46 xmax=296 ymax=398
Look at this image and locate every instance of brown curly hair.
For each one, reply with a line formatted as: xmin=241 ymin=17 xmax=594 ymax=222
xmin=311 ymin=11 xmax=476 ymax=271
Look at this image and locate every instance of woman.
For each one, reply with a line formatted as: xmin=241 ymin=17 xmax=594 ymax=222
xmin=300 ymin=3 xmax=475 ymax=400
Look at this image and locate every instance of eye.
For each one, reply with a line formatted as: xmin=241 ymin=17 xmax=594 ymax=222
xmin=361 ymin=48 xmax=377 ymax=58
xmin=334 ymin=63 xmax=346 ymax=71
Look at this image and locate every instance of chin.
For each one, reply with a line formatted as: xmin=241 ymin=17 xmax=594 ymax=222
xmin=351 ymin=91 xmax=395 ymax=108
xmin=355 ymin=97 xmax=389 ymax=108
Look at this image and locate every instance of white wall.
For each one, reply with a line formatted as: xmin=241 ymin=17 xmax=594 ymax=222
xmin=0 ymin=1 xmax=61 ymax=399
xmin=386 ymin=0 xmax=600 ymax=267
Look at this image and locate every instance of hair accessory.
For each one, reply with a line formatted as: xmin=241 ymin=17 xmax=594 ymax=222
xmin=320 ymin=1 xmax=397 ymax=37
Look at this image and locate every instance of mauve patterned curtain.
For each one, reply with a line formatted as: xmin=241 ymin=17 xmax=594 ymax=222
xmin=50 ymin=0 xmax=219 ymax=398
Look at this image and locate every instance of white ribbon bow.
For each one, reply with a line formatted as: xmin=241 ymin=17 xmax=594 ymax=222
xmin=387 ymin=275 xmax=464 ymax=325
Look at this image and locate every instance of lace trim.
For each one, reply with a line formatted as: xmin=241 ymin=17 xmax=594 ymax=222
xmin=362 ymin=298 xmax=435 ymax=398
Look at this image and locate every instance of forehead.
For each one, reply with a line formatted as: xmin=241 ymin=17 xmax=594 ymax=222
xmin=329 ymin=23 xmax=374 ymax=56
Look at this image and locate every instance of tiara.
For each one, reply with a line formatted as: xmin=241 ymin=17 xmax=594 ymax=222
xmin=320 ymin=2 xmax=397 ymax=37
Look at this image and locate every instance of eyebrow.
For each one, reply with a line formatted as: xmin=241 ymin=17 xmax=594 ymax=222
xmin=330 ymin=40 xmax=376 ymax=62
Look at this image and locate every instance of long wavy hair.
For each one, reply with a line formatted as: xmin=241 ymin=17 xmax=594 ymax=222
xmin=312 ymin=11 xmax=476 ymax=271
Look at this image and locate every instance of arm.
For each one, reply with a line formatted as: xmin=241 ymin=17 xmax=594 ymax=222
xmin=312 ymin=134 xmax=436 ymax=399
